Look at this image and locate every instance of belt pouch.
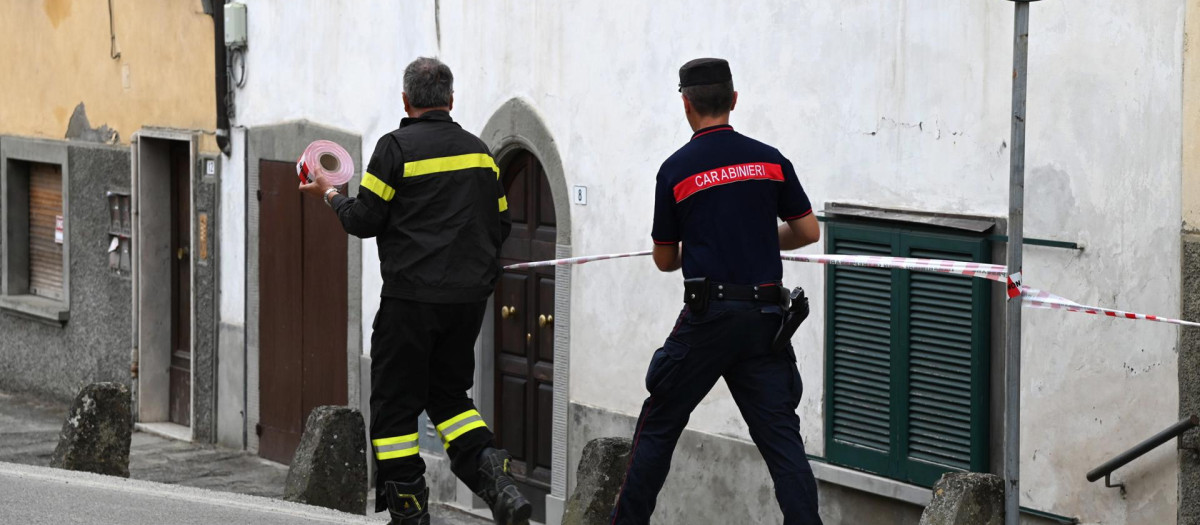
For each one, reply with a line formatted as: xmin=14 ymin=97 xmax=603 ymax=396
xmin=683 ymin=277 xmax=710 ymax=315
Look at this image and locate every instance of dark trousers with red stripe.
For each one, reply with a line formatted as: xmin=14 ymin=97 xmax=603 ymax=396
xmin=370 ymin=298 xmax=495 ymax=512
xmin=611 ymin=300 xmax=822 ymax=525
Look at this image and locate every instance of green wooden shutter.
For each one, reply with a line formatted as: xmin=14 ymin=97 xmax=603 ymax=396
xmin=900 ymin=239 xmax=990 ymax=485
xmin=825 ymin=222 xmax=990 ymax=486
xmin=824 ymin=225 xmax=897 ymax=476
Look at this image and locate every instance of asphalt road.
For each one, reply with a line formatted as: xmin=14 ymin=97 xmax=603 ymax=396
xmin=0 ymin=389 xmax=494 ymax=525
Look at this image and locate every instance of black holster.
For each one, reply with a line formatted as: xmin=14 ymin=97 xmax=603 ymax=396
xmin=683 ymin=277 xmax=710 ymax=315
xmin=772 ymin=286 xmax=810 ymax=357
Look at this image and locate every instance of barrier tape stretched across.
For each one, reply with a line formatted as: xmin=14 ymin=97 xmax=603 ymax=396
xmin=502 ymin=250 xmax=652 ymax=271
xmin=1021 ymin=286 xmax=1200 ymax=328
xmin=503 ymin=251 xmax=1200 ymax=328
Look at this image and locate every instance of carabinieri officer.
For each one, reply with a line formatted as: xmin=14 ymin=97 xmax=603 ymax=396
xmin=610 ymin=58 xmax=824 ymax=525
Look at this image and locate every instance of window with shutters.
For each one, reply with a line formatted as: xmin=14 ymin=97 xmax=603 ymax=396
xmin=823 ymin=219 xmax=991 ymax=487
xmin=2 ymin=141 xmax=71 ymax=323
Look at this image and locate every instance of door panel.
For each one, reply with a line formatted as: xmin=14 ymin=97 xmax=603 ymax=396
xmin=169 ymin=143 xmax=192 ymax=427
xmin=497 ymin=273 xmax=529 ymax=357
xmin=495 ymin=149 xmax=556 ymax=514
xmin=537 ymin=276 xmax=555 ymax=362
xmin=299 ymin=192 xmax=348 ymax=420
xmin=536 ymin=382 xmax=553 ymax=473
xmin=258 ymin=160 xmax=305 ymax=461
xmin=258 ymin=159 xmax=348 ymax=464
xmin=500 ymin=374 xmax=528 ymax=469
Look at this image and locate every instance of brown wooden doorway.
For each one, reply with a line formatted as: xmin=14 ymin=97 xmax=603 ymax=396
xmin=168 ymin=142 xmax=192 ymax=427
xmin=257 ymin=159 xmax=348 ymax=464
xmin=494 ymin=150 xmax=555 ymax=521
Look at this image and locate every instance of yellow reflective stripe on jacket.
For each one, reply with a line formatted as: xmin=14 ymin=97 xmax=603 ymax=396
xmin=435 ymin=410 xmax=488 ymax=446
xmin=372 ymin=433 xmax=419 ymax=460
xmin=361 ymin=172 xmax=396 ymax=201
xmin=403 ymin=153 xmax=499 ymax=179
xmin=498 ymin=195 xmax=509 ymax=212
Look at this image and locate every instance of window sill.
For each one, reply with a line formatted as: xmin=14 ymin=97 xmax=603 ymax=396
xmin=0 ymin=295 xmax=69 ymax=325
xmin=808 ymin=456 xmax=932 ymax=506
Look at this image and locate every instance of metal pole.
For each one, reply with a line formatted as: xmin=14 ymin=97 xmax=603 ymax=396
xmin=1005 ymin=2 xmax=1031 ymax=524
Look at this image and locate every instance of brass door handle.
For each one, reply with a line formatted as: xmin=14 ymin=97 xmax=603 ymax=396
xmin=501 ymin=306 xmax=517 ymax=319
xmin=539 ymin=314 xmax=554 ymax=328
xmin=177 ymin=247 xmax=188 ymax=260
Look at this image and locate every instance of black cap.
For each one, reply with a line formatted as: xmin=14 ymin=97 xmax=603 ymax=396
xmin=678 ymin=58 xmax=732 ymax=91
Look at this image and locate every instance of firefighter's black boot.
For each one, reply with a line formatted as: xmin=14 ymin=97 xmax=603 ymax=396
xmin=384 ymin=478 xmax=430 ymax=525
xmin=475 ymin=447 xmax=532 ymax=525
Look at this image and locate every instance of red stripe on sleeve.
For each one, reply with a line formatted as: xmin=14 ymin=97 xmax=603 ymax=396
xmin=782 ymin=209 xmax=814 ymax=221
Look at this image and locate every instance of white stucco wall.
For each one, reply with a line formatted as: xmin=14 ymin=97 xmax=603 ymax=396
xmin=222 ymin=0 xmax=439 ymax=349
xmin=222 ymin=1 xmax=1186 ymax=523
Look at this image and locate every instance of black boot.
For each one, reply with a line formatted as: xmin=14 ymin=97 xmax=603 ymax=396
xmin=475 ymin=447 xmax=532 ymax=525
xmin=384 ymin=478 xmax=430 ymax=525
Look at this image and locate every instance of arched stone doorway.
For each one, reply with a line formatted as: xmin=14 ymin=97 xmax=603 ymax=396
xmin=479 ymin=99 xmax=572 ymax=524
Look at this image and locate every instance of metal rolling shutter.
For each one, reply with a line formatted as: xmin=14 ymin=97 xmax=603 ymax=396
xmin=28 ymin=163 xmax=63 ymax=300
xmin=825 ymin=222 xmax=990 ymax=486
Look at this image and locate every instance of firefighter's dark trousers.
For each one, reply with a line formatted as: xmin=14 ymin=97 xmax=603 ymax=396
xmin=370 ymin=298 xmax=495 ymax=512
xmin=611 ymin=300 xmax=823 ymax=525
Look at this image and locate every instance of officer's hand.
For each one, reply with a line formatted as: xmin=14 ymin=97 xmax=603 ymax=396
xmin=298 ymin=171 xmax=333 ymax=197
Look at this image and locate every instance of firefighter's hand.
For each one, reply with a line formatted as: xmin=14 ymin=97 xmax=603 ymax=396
xmin=298 ymin=171 xmax=333 ymax=197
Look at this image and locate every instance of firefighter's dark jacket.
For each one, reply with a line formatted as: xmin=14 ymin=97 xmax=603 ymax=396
xmin=330 ymin=110 xmax=512 ymax=303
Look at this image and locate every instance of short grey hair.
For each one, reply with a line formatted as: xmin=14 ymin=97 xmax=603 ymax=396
xmin=682 ymin=81 xmax=735 ymax=117
xmin=403 ymin=57 xmax=454 ymax=109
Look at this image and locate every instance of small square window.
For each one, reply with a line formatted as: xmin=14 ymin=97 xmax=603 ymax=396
xmin=2 ymin=139 xmax=71 ymax=323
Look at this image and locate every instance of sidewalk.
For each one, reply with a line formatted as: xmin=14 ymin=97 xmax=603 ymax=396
xmin=0 ymin=389 xmax=490 ymax=524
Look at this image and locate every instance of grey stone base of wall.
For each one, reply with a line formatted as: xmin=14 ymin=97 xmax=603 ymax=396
xmin=1180 ymin=234 xmax=1200 ymax=525
xmin=566 ymin=402 xmax=1071 ymax=525
xmin=567 ymin=402 xmax=923 ymax=525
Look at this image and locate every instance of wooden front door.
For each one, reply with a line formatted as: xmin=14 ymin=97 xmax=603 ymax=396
xmin=495 ymin=150 xmax=555 ymax=517
xmin=168 ymin=143 xmax=192 ymax=427
xmin=258 ymin=159 xmax=348 ymax=464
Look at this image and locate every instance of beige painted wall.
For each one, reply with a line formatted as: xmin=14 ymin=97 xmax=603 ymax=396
xmin=1186 ymin=0 xmax=1200 ymax=229
xmin=0 ymin=0 xmax=216 ymax=149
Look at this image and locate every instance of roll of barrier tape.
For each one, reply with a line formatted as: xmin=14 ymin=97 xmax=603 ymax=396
xmin=296 ymin=140 xmax=354 ymax=186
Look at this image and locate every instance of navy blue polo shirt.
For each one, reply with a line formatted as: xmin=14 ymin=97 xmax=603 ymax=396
xmin=651 ymin=124 xmax=812 ymax=285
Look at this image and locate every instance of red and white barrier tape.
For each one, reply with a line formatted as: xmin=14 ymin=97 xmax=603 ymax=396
xmin=778 ymin=254 xmax=1008 ymax=283
xmin=502 ymin=250 xmax=652 ymax=271
xmin=502 ymin=251 xmax=1199 ymax=328
xmin=1021 ymin=286 xmax=1200 ymax=328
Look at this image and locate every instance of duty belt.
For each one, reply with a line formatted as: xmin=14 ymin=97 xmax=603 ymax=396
xmin=683 ymin=278 xmax=783 ymax=315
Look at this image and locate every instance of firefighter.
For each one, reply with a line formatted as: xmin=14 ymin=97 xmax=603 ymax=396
xmin=299 ymin=57 xmax=532 ymax=525
xmin=609 ymin=58 xmax=824 ymax=525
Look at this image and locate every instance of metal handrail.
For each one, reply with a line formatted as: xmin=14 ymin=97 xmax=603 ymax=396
xmin=1086 ymin=415 xmax=1198 ymax=491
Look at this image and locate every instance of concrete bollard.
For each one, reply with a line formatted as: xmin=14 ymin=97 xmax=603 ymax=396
xmin=562 ymin=437 xmax=633 ymax=525
xmin=50 ymin=382 xmax=132 ymax=478
xmin=918 ymin=472 xmax=1005 ymax=525
xmin=283 ymin=405 xmax=368 ymax=515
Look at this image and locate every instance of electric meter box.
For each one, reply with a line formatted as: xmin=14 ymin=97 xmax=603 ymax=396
xmin=224 ymin=3 xmax=247 ymax=48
